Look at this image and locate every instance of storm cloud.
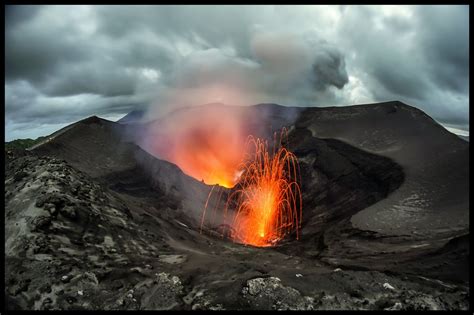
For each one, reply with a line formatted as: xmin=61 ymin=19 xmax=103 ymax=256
xmin=5 ymin=5 xmax=469 ymax=140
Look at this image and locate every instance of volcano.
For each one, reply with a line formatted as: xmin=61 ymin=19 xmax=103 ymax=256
xmin=5 ymin=101 xmax=469 ymax=310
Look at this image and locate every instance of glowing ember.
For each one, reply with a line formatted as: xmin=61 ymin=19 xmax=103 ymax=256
xmin=202 ymin=129 xmax=302 ymax=247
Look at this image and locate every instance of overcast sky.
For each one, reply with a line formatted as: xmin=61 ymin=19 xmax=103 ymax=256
xmin=5 ymin=5 xmax=469 ymax=141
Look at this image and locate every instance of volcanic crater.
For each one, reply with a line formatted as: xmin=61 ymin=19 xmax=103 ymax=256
xmin=5 ymin=101 xmax=469 ymax=310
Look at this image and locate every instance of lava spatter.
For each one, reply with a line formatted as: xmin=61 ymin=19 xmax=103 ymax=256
xmin=202 ymin=129 xmax=302 ymax=247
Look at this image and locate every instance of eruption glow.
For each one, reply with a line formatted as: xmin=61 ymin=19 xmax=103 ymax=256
xmin=202 ymin=129 xmax=303 ymax=247
xmin=142 ymin=103 xmax=302 ymax=247
xmin=145 ymin=105 xmax=249 ymax=188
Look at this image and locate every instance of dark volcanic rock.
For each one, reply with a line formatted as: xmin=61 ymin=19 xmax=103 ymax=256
xmin=5 ymin=102 xmax=469 ymax=310
xmin=137 ymin=273 xmax=184 ymax=310
xmin=13 ymin=171 xmax=28 ymax=182
xmin=30 ymin=216 xmax=52 ymax=232
xmin=60 ymin=206 xmax=78 ymax=220
xmin=242 ymin=277 xmax=313 ymax=310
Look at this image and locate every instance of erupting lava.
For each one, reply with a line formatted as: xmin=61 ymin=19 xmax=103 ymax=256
xmin=145 ymin=105 xmax=302 ymax=246
xmin=202 ymin=129 xmax=303 ymax=247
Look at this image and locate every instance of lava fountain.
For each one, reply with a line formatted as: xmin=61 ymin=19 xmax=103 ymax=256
xmin=141 ymin=104 xmax=302 ymax=246
xmin=202 ymin=129 xmax=303 ymax=247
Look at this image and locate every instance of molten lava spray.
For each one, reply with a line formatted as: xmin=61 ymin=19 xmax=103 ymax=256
xmin=202 ymin=129 xmax=302 ymax=247
xmin=141 ymin=103 xmax=302 ymax=246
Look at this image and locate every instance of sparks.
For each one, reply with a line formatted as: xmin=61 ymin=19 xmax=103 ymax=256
xmin=201 ymin=128 xmax=303 ymax=247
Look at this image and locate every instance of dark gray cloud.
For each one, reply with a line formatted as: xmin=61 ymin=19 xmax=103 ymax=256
xmin=5 ymin=5 xmax=43 ymax=28
xmin=312 ymin=46 xmax=349 ymax=90
xmin=5 ymin=22 xmax=88 ymax=84
xmin=335 ymin=5 xmax=468 ymax=127
xmin=417 ymin=6 xmax=469 ymax=94
xmin=5 ymin=5 xmax=469 ymax=141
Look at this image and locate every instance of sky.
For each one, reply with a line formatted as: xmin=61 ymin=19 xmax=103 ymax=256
xmin=5 ymin=5 xmax=469 ymax=141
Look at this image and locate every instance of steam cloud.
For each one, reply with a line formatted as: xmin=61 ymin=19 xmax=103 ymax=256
xmin=5 ymin=5 xmax=469 ymax=141
xmin=141 ymin=30 xmax=349 ymax=121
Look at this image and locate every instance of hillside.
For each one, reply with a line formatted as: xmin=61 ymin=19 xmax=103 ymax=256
xmin=5 ymin=101 xmax=469 ymax=310
xmin=5 ymin=136 xmax=47 ymax=151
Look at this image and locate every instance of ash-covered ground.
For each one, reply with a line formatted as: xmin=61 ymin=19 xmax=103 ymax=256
xmin=5 ymin=101 xmax=469 ymax=310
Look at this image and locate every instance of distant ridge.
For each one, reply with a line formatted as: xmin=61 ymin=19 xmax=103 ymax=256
xmin=117 ymin=110 xmax=145 ymax=124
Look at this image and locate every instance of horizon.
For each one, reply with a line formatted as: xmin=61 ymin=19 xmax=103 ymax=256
xmin=4 ymin=101 xmax=469 ymax=142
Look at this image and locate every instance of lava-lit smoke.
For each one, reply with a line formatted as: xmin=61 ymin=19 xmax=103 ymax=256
xmin=202 ymin=129 xmax=303 ymax=247
xmin=135 ymin=83 xmax=303 ymax=242
xmin=143 ymin=104 xmax=250 ymax=188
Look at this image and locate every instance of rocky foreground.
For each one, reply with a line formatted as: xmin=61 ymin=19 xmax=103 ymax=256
xmin=5 ymin=102 xmax=470 ymax=310
xmin=5 ymin=150 xmax=469 ymax=310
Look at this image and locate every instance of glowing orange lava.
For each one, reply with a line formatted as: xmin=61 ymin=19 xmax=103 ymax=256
xmin=202 ymin=129 xmax=303 ymax=247
xmin=146 ymin=106 xmax=248 ymax=188
xmin=169 ymin=126 xmax=244 ymax=188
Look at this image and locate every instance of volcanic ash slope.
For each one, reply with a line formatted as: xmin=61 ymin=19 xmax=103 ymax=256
xmin=4 ymin=102 xmax=469 ymax=310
